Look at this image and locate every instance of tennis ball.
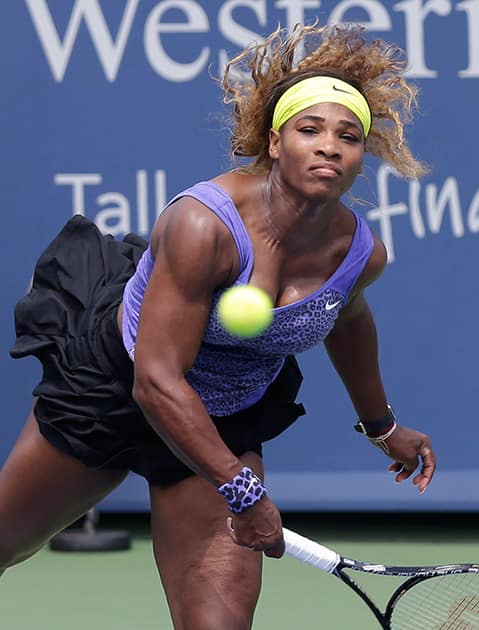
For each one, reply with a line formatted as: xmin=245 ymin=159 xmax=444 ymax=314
xmin=217 ymin=285 xmax=273 ymax=338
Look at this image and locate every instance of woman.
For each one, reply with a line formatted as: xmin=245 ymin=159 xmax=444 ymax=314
xmin=1 ymin=23 xmax=435 ymax=629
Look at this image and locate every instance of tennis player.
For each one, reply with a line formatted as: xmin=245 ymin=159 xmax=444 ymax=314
xmin=1 ymin=24 xmax=436 ymax=630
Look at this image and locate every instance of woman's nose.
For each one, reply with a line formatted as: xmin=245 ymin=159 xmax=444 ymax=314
xmin=314 ymin=132 xmax=340 ymax=157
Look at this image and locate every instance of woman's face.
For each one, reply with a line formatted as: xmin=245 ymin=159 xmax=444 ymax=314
xmin=268 ymin=101 xmax=365 ymax=201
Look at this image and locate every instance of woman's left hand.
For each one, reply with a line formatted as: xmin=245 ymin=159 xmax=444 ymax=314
xmin=375 ymin=425 xmax=436 ymax=493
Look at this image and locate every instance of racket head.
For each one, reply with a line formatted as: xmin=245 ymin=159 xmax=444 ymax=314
xmin=284 ymin=527 xmax=479 ymax=629
xmin=386 ymin=571 xmax=479 ymax=629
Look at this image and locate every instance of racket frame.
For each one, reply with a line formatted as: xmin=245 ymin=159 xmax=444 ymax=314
xmin=283 ymin=527 xmax=479 ymax=629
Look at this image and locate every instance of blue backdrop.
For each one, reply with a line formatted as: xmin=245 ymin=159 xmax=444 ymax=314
xmin=2 ymin=1 xmax=478 ymax=511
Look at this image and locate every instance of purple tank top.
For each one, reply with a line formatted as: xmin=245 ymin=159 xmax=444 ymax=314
xmin=122 ymin=181 xmax=374 ymax=416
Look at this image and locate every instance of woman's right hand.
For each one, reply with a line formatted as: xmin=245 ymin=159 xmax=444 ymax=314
xmin=226 ymin=496 xmax=285 ymax=558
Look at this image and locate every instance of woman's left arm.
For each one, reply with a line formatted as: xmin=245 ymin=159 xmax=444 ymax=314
xmin=324 ymin=242 xmax=436 ymax=493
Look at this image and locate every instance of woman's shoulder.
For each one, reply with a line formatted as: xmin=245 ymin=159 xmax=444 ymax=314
xmin=336 ymin=204 xmax=387 ymax=288
xmin=211 ymin=171 xmax=264 ymax=209
xmin=149 ymin=191 xmax=234 ymax=255
xmin=357 ymin=230 xmax=388 ymax=288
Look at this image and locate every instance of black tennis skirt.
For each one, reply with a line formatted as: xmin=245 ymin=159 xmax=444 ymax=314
xmin=10 ymin=215 xmax=306 ymax=486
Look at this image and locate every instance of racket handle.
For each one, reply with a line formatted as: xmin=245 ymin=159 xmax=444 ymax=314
xmin=283 ymin=528 xmax=340 ymax=573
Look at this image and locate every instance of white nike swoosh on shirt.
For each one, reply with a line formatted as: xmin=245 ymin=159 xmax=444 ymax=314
xmin=325 ymin=299 xmax=342 ymax=311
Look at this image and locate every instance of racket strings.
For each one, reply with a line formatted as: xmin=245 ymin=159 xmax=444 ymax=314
xmin=390 ymin=573 xmax=479 ymax=630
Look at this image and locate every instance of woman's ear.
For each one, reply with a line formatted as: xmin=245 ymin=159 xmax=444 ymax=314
xmin=268 ymin=128 xmax=280 ymax=159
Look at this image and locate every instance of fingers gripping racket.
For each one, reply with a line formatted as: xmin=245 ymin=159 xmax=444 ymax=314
xmin=283 ymin=528 xmax=479 ymax=629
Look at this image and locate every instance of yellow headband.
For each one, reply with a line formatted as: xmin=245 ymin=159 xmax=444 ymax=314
xmin=272 ymin=76 xmax=372 ymax=137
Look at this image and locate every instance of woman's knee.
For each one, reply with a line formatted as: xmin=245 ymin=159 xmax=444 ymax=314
xmin=177 ymin=605 xmax=256 ymax=630
xmin=0 ymin=527 xmax=44 ymax=572
xmin=0 ymin=548 xmax=41 ymax=572
xmin=0 ymin=482 xmax=50 ymax=570
xmin=170 ymin=555 xmax=261 ymax=630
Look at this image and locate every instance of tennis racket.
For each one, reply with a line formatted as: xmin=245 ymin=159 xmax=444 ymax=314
xmin=283 ymin=527 xmax=479 ymax=629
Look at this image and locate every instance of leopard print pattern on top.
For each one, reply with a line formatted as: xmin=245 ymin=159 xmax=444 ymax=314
xmin=185 ymin=287 xmax=344 ymax=416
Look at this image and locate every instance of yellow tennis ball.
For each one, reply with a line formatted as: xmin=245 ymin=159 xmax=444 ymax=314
xmin=217 ymin=285 xmax=273 ymax=338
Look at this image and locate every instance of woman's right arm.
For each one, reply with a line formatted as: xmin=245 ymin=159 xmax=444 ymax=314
xmin=132 ymin=197 xmax=285 ymax=555
xmin=132 ymin=197 xmax=241 ymax=486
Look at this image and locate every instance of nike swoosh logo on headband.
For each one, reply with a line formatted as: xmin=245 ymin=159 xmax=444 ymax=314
xmin=332 ymin=84 xmax=353 ymax=94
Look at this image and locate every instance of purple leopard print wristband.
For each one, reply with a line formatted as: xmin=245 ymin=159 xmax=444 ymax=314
xmin=217 ymin=466 xmax=267 ymax=513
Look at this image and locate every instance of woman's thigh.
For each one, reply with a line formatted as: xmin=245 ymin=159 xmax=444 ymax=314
xmin=0 ymin=409 xmax=128 ymax=568
xmin=149 ymin=451 xmax=264 ymax=630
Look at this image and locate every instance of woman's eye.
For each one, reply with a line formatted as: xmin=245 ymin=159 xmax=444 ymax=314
xmin=299 ymin=127 xmax=318 ymax=134
xmin=341 ymin=133 xmax=360 ymax=142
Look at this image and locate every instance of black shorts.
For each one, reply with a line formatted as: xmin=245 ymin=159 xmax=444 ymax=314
xmin=10 ymin=216 xmax=306 ymax=486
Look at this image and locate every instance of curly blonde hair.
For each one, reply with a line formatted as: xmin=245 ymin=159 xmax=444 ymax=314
xmin=222 ymin=23 xmax=428 ymax=179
